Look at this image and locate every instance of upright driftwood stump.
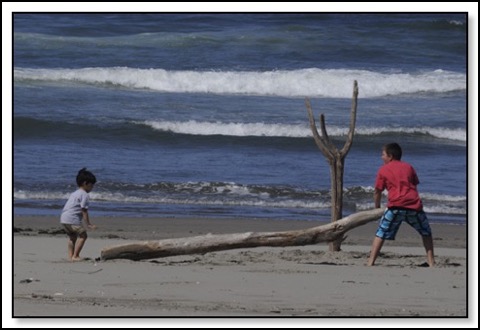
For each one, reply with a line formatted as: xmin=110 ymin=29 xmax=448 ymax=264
xmin=305 ymin=80 xmax=359 ymax=251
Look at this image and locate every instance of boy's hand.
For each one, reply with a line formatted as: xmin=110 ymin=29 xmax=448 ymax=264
xmin=87 ymin=224 xmax=97 ymax=230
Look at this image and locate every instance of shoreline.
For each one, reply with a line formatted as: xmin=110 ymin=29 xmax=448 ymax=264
xmin=12 ymin=215 xmax=467 ymax=317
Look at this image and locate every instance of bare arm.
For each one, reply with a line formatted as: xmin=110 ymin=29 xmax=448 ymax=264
xmin=374 ymin=189 xmax=383 ymax=209
xmin=82 ymin=209 xmax=96 ymax=229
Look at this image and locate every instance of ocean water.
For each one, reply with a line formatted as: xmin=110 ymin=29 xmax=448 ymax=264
xmin=13 ymin=13 xmax=467 ymax=224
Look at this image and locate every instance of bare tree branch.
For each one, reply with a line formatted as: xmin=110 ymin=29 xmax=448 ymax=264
xmin=340 ymin=80 xmax=358 ymax=156
xmin=305 ymin=98 xmax=334 ymax=159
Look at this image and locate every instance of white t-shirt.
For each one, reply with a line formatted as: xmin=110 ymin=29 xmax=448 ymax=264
xmin=60 ymin=188 xmax=90 ymax=225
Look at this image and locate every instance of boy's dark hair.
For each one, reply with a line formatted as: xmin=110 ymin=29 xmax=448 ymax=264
xmin=76 ymin=168 xmax=97 ymax=186
xmin=383 ymin=143 xmax=402 ymax=160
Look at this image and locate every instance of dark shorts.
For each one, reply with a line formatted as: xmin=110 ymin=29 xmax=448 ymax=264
xmin=375 ymin=208 xmax=432 ymax=240
xmin=62 ymin=224 xmax=87 ymax=237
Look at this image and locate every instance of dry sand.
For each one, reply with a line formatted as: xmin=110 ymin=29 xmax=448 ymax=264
xmin=12 ymin=215 xmax=468 ymax=318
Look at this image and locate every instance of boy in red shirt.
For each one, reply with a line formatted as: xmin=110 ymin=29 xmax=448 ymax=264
xmin=367 ymin=143 xmax=435 ymax=267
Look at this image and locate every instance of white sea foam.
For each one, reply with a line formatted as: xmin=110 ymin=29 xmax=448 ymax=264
xmin=423 ymin=205 xmax=466 ymax=215
xmin=14 ymin=187 xmax=466 ymax=215
xmin=14 ymin=190 xmax=70 ymax=200
xmin=421 ymin=192 xmax=466 ymax=202
xmin=141 ymin=120 xmax=311 ymax=137
xmin=14 ymin=67 xmax=466 ymax=98
xmin=13 ymin=190 xmax=329 ymax=210
xmin=448 ymin=20 xmax=465 ymax=26
xmin=139 ymin=120 xmax=466 ymax=142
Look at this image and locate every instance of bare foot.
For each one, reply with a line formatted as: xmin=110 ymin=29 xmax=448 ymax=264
xmin=71 ymin=257 xmax=85 ymax=262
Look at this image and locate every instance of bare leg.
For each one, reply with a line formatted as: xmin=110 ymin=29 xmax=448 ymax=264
xmin=72 ymin=233 xmax=87 ymax=261
xmin=67 ymin=236 xmax=76 ymax=260
xmin=422 ymin=236 xmax=435 ymax=267
xmin=367 ymin=236 xmax=384 ymax=266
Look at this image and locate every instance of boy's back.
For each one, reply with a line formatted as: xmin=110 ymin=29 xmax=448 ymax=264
xmin=60 ymin=188 xmax=90 ymax=225
xmin=375 ymin=159 xmax=422 ymax=211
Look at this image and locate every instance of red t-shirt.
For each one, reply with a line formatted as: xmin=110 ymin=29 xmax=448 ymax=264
xmin=375 ymin=160 xmax=423 ymax=211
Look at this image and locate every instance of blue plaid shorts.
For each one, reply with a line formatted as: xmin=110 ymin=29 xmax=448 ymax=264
xmin=375 ymin=208 xmax=432 ymax=240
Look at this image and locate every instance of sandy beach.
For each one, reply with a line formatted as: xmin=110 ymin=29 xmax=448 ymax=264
xmin=12 ymin=215 xmax=468 ymax=318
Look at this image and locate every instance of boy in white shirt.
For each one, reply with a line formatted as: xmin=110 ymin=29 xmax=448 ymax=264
xmin=60 ymin=168 xmax=97 ymax=261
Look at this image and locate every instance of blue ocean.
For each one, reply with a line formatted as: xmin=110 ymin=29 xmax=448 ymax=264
xmin=13 ymin=13 xmax=467 ymax=224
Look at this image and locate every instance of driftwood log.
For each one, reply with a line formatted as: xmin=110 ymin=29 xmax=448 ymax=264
xmin=100 ymin=208 xmax=383 ymax=261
